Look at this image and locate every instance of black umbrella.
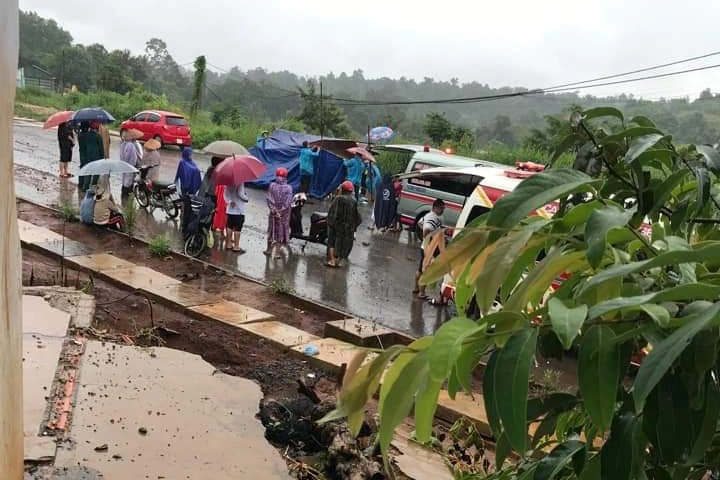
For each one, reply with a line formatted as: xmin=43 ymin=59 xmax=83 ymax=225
xmin=71 ymin=107 xmax=115 ymax=124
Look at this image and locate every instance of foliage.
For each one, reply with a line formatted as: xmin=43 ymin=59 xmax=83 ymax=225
xmin=148 ymin=235 xmax=171 ymax=257
xmin=270 ymin=279 xmax=294 ymax=295
xmin=57 ymin=201 xmax=78 ymax=222
xmin=123 ymin=195 xmax=139 ymax=239
xmin=328 ymin=106 xmax=720 ymax=479
xmin=373 ymin=149 xmax=414 ymax=176
xmin=297 ymin=80 xmax=352 ymax=138
xmin=190 ymin=56 xmax=207 ymax=117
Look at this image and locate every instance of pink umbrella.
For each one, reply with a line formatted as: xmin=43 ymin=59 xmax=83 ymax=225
xmin=43 ymin=110 xmax=75 ymax=129
xmin=213 ymin=155 xmax=267 ymax=186
xmin=346 ymin=147 xmax=375 ymax=163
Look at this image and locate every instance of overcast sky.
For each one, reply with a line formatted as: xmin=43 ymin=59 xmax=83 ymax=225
xmin=19 ymin=0 xmax=720 ymax=99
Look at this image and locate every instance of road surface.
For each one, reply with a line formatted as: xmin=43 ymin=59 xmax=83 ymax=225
xmin=13 ymin=118 xmax=452 ymax=335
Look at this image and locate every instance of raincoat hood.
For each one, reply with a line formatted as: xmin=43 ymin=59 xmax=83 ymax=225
xmin=181 ymin=147 xmax=194 ymax=163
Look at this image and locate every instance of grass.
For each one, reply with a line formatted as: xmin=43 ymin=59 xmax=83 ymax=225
xmin=123 ymin=195 xmax=139 ymax=239
xmin=270 ymin=278 xmax=294 ymax=295
xmin=148 ymin=235 xmax=172 ymax=257
xmin=57 ymin=201 xmax=78 ymax=222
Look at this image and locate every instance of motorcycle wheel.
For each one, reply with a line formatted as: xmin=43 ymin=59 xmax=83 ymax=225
xmin=134 ymin=184 xmax=150 ymax=208
xmin=184 ymin=232 xmax=207 ymax=258
xmin=163 ymin=198 xmax=179 ymax=219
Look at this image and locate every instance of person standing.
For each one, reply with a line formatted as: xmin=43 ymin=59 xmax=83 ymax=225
xmin=414 ymin=199 xmax=445 ymax=300
xmin=199 ymin=156 xmax=227 ymax=243
xmin=326 ymin=181 xmax=362 ymax=268
xmin=57 ymin=121 xmax=75 ymax=178
xmin=224 ymin=182 xmax=249 ymax=253
xmin=174 ymin=147 xmax=202 ymax=196
xmin=77 ymin=121 xmax=104 ymax=193
xmin=299 ymin=141 xmax=319 ymax=193
xmin=365 ymin=161 xmax=381 ymax=204
xmin=119 ymin=132 xmax=141 ymax=198
xmin=139 ymin=138 xmax=161 ymax=183
xmin=373 ymin=174 xmax=398 ymax=231
xmin=265 ymin=167 xmax=294 ymax=258
xmin=343 ymin=154 xmax=364 ymax=201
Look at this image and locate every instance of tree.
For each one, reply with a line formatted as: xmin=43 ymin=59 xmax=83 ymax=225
xmin=18 ymin=10 xmax=72 ymax=68
xmin=424 ymin=112 xmax=453 ymax=145
xmin=190 ymin=55 xmax=206 ymax=117
xmin=330 ymin=106 xmax=720 ymax=479
xmin=297 ymin=80 xmax=352 ymax=138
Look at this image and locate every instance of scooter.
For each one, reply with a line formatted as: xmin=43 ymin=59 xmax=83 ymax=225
xmin=290 ymin=193 xmax=328 ymax=251
xmin=133 ymin=165 xmax=183 ymax=219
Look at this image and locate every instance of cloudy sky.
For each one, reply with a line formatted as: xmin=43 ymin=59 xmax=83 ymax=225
xmin=19 ymin=0 xmax=720 ymax=99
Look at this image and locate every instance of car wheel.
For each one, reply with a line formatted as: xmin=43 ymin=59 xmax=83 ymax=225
xmin=153 ymin=135 xmax=163 ymax=149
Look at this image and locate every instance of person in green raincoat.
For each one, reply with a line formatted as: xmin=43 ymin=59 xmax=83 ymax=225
xmin=326 ymin=181 xmax=362 ymax=268
xmin=77 ymin=120 xmax=105 ymax=192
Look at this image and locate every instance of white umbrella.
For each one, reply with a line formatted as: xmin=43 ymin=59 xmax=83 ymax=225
xmin=78 ymin=159 xmax=139 ymax=177
xmin=202 ymin=140 xmax=249 ymax=157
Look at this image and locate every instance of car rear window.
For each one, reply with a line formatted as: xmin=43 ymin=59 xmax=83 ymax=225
xmin=409 ymin=173 xmax=481 ymax=197
xmin=166 ymin=116 xmax=187 ymax=126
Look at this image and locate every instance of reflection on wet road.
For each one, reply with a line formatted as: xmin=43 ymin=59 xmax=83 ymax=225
xmin=13 ymin=119 xmax=452 ymax=335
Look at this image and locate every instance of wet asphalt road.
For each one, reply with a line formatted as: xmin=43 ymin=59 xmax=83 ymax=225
xmin=13 ymin=119 xmax=451 ymax=335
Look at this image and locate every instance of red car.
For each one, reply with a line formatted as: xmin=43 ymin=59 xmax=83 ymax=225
xmin=120 ymin=110 xmax=192 ymax=147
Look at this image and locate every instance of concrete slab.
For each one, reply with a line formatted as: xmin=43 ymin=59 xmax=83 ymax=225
xmin=436 ymin=390 xmax=492 ymax=437
xmin=25 ymin=437 xmax=58 ymax=463
xmin=324 ymin=318 xmax=397 ymax=348
xmin=292 ymin=338 xmax=368 ymax=371
xmin=392 ymin=424 xmax=453 ymax=480
xmin=23 ymin=295 xmax=71 ymax=460
xmin=67 ymin=253 xmax=135 ymax=272
xmin=189 ymin=300 xmax=274 ymax=326
xmin=56 ymin=341 xmax=290 ymax=480
xmin=101 ymin=266 xmax=181 ymax=291
xmin=239 ymin=321 xmax=321 ymax=348
xmin=143 ymin=283 xmax=221 ymax=308
xmin=33 ymin=239 xmax=93 ymax=257
xmin=18 ymin=219 xmax=64 ymax=244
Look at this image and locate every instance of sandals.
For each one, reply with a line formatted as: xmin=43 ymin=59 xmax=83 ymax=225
xmin=325 ymin=261 xmax=339 ymax=268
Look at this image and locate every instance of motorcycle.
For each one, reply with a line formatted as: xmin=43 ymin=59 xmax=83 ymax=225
xmin=290 ymin=193 xmax=328 ymax=251
xmin=133 ymin=165 xmax=183 ymax=219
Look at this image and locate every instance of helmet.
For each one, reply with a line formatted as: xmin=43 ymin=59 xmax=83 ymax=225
xmin=341 ymin=180 xmax=354 ymax=192
xmin=276 ymin=167 xmax=288 ymax=178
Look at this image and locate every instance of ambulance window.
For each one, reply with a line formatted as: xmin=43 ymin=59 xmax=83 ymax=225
xmin=410 ymin=174 xmax=480 ymax=197
xmin=411 ymin=161 xmax=436 ymax=172
xmin=467 ymin=205 xmax=490 ymax=223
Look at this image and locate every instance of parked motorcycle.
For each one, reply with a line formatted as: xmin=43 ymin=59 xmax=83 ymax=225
xmin=133 ymin=165 xmax=183 ymax=219
xmin=290 ymin=193 xmax=328 ymax=251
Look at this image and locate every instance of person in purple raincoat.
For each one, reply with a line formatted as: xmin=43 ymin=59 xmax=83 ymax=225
xmin=264 ymin=167 xmax=294 ymax=259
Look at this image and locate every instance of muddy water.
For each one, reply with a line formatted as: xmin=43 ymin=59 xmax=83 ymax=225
xmin=13 ymin=119 xmax=452 ymax=335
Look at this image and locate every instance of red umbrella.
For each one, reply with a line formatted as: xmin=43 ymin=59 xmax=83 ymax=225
xmin=43 ymin=110 xmax=75 ymax=129
xmin=213 ymin=155 xmax=267 ymax=186
xmin=346 ymin=147 xmax=376 ymax=162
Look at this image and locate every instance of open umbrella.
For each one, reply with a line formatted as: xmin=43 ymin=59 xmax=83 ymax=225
xmin=365 ymin=126 xmax=395 ymax=143
xmin=202 ymin=140 xmax=249 ymax=157
xmin=71 ymin=107 xmax=115 ymax=124
xmin=78 ymin=159 xmax=138 ymax=177
xmin=213 ymin=155 xmax=266 ymax=186
xmin=43 ymin=110 xmax=74 ymax=129
xmin=346 ymin=147 xmax=376 ymax=163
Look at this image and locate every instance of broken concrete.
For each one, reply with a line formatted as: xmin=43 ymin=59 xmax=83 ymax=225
xmin=189 ymin=300 xmax=274 ymax=325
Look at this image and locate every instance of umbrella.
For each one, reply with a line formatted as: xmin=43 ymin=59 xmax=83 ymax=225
xmin=346 ymin=147 xmax=376 ymax=163
xmin=213 ymin=155 xmax=266 ymax=186
xmin=43 ymin=110 xmax=74 ymax=129
xmin=123 ymin=129 xmax=144 ymax=140
xmin=71 ymin=107 xmax=115 ymax=124
xmin=365 ymin=126 xmax=395 ymax=143
xmin=78 ymin=159 xmax=138 ymax=177
xmin=202 ymin=140 xmax=249 ymax=157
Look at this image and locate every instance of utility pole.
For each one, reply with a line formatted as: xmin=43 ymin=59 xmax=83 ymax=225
xmin=0 ymin=1 xmax=24 ymax=479
xmin=319 ymin=80 xmax=324 ymax=140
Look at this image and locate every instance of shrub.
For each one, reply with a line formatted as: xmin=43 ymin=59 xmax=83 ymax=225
xmin=148 ymin=235 xmax=171 ymax=257
xmin=123 ymin=195 xmax=138 ymax=238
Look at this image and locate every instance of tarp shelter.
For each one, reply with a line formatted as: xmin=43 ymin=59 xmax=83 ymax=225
xmin=248 ymin=130 xmax=350 ymax=199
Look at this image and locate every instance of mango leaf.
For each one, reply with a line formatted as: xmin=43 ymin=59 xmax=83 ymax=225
xmin=487 ymin=169 xmax=599 ymax=241
xmin=687 ymin=373 xmax=720 ymax=463
xmin=578 ymin=326 xmax=620 ymax=432
xmin=585 ymin=204 xmax=635 ymax=268
xmin=692 ymin=166 xmax=711 ymax=215
xmin=696 ymin=144 xmax=720 ymax=174
xmin=421 ymin=229 xmax=488 ymax=284
xmin=414 ymin=375 xmax=443 ymax=443
xmin=527 ymin=393 xmax=578 ymax=421
xmin=578 ymin=454 xmax=601 ymax=480
xmin=623 ymin=134 xmax=665 ymax=164
xmin=534 ymin=440 xmax=586 ymax=480
xmin=483 ymin=347 xmax=502 ymax=436
xmin=600 ymin=412 xmax=643 ymax=480
xmin=630 ymin=115 xmax=657 ymax=128
xmin=599 ymin=127 xmax=663 ymax=146
xmin=378 ymin=351 xmax=428 ymax=459
xmin=642 ymin=374 xmax=691 ymax=464
xmin=582 ymin=244 xmax=720 ymax=291
xmin=484 ymin=328 xmax=539 ymax=454
xmin=633 ymin=303 xmax=720 ymax=412
xmin=454 ymin=332 xmax=491 ymax=393
xmin=635 ymin=304 xmax=671 ymax=327
xmin=486 ymin=311 xmax=529 ymax=347
xmin=584 ymin=107 xmax=625 ymax=124
xmin=501 ymin=237 xmax=547 ymax=301
xmin=649 ymin=169 xmax=690 ymax=218
xmin=562 ymin=200 xmax=604 ymax=229
xmin=506 ymin=249 xmax=588 ymax=312
xmin=587 ymin=283 xmax=720 ymax=319
xmin=552 ymin=133 xmax=584 ymax=163
xmin=428 ymin=317 xmax=481 ymax=381
xmin=548 ymin=298 xmax=587 ymax=350
xmin=633 ymin=148 xmax=673 ymax=169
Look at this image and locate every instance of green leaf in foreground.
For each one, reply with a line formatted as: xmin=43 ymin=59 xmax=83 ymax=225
xmin=578 ymin=326 xmax=620 ymax=432
xmin=548 ymin=298 xmax=587 ymax=350
xmin=534 ymin=440 xmax=586 ymax=480
xmin=584 ymin=204 xmax=634 ymax=268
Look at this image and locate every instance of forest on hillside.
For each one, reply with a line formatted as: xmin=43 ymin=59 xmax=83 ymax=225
xmin=17 ymin=9 xmax=720 ymax=151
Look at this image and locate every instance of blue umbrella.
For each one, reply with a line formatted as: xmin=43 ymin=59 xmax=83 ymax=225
xmin=71 ymin=107 xmax=115 ymax=124
xmin=365 ymin=126 xmax=395 ymax=143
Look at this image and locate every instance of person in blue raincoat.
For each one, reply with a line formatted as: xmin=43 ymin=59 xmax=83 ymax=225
xmin=343 ymin=154 xmax=364 ymax=201
xmin=299 ymin=141 xmax=319 ymax=194
xmin=174 ymin=147 xmax=202 ymax=196
xmin=365 ymin=161 xmax=381 ymax=204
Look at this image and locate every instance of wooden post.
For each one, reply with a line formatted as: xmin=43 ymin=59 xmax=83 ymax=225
xmin=0 ymin=2 xmax=24 ymax=479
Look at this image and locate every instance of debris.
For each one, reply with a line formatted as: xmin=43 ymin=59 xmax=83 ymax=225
xmin=138 ymin=427 xmax=148 ymax=436
xmin=94 ymin=444 xmax=108 ymax=452
xmin=302 ymin=344 xmax=319 ymax=356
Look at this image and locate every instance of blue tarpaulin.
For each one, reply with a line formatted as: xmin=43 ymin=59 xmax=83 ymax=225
xmin=248 ymin=130 xmax=346 ymax=199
